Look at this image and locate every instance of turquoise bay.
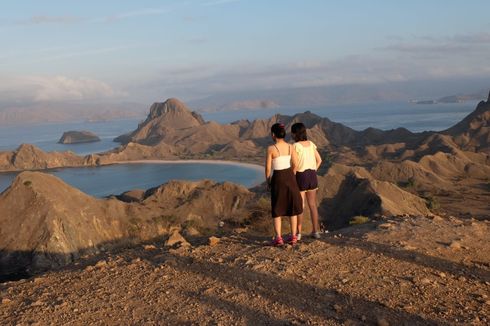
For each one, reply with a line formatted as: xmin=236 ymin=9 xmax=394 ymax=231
xmin=0 ymin=162 xmax=263 ymax=198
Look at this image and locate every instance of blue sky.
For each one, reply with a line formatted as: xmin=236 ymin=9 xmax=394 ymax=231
xmin=0 ymin=0 xmax=489 ymax=103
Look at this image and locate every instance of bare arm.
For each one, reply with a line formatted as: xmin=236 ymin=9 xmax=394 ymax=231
xmin=265 ymin=146 xmax=273 ymax=185
xmin=314 ymin=148 xmax=322 ymax=170
xmin=290 ymin=144 xmax=299 ymax=174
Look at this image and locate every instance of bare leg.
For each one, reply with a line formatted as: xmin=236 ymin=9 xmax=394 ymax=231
xmin=297 ymin=191 xmax=306 ymax=235
xmin=306 ymin=190 xmax=320 ymax=233
xmin=289 ymin=215 xmax=298 ymax=237
xmin=273 ymin=217 xmax=282 ymax=238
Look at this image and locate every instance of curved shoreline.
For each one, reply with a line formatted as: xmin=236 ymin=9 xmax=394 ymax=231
xmin=112 ymin=159 xmax=264 ymax=173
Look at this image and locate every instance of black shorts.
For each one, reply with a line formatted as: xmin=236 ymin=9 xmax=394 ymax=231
xmin=295 ymin=169 xmax=318 ymax=192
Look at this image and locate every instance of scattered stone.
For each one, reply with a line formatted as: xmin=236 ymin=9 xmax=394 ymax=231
xmin=208 ymin=236 xmax=220 ymax=247
xmin=403 ymin=244 xmax=417 ymax=251
xmin=31 ymin=300 xmax=44 ymax=307
xmin=1 ymin=298 xmax=12 ymax=305
xmin=33 ymin=277 xmax=44 ymax=283
xmin=85 ymin=265 xmax=95 ymax=272
xmin=419 ymin=278 xmax=431 ymax=285
xmin=95 ymin=260 xmax=107 ymax=268
xmin=429 ymin=215 xmax=444 ymax=222
xmin=252 ymin=264 xmax=265 ymax=271
xmin=183 ymin=227 xmax=200 ymax=237
xmin=448 ymin=241 xmax=462 ymax=251
xmin=377 ymin=317 xmax=390 ymax=326
xmin=165 ymin=231 xmax=190 ymax=247
xmin=333 ymin=304 xmax=342 ymax=312
xmin=378 ymin=223 xmax=394 ymax=230
xmin=438 ymin=272 xmax=446 ymax=278
xmin=233 ymin=227 xmax=248 ymax=234
xmin=143 ymin=244 xmax=157 ymax=251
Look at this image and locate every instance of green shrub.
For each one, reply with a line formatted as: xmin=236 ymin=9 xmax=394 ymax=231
xmin=349 ymin=216 xmax=370 ymax=225
xmin=398 ymin=177 xmax=416 ymax=189
xmin=425 ymin=196 xmax=440 ymax=210
xmin=407 ymin=177 xmax=416 ymax=188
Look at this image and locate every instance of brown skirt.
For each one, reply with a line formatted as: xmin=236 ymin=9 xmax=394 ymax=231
xmin=270 ymin=168 xmax=303 ymax=218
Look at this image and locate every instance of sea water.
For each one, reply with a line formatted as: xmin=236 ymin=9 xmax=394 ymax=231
xmin=0 ymin=101 xmax=478 ymax=154
xmin=0 ymin=162 xmax=263 ymax=197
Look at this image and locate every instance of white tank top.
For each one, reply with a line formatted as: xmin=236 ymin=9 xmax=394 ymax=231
xmin=294 ymin=141 xmax=317 ymax=172
xmin=272 ymin=144 xmax=291 ymax=171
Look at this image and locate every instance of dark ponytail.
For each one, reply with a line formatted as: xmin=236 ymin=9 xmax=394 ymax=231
xmin=271 ymin=123 xmax=286 ymax=139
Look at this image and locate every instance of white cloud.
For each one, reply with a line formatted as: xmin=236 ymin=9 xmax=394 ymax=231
xmin=131 ymin=51 xmax=490 ymax=101
xmin=0 ymin=75 xmax=126 ymax=102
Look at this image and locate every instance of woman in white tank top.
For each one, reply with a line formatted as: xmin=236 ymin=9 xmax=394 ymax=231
xmin=291 ymin=122 xmax=323 ymax=240
xmin=265 ymin=123 xmax=303 ymax=246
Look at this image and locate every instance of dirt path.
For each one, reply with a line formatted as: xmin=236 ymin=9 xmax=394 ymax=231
xmin=1 ymin=216 xmax=489 ymax=325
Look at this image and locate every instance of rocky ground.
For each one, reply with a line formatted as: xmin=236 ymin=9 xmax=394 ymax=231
xmin=1 ymin=215 xmax=489 ymax=325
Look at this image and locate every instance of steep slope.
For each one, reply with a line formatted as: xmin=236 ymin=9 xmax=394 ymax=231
xmin=114 ymin=98 xmax=205 ymax=145
xmin=0 ymin=172 xmax=130 ymax=276
xmin=315 ymin=164 xmax=430 ymax=229
xmin=444 ymin=91 xmax=490 ymax=153
xmin=0 ymin=172 xmax=254 ymax=277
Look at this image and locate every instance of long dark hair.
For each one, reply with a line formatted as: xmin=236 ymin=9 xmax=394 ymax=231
xmin=271 ymin=123 xmax=286 ymax=139
xmin=291 ymin=122 xmax=307 ymax=142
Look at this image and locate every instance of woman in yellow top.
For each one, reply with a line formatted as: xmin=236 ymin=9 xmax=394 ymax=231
xmin=291 ymin=122 xmax=322 ymax=239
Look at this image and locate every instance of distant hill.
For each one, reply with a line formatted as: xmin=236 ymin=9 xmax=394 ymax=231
xmin=189 ymin=80 xmax=490 ymax=112
xmin=113 ymin=98 xmax=425 ymax=161
xmin=409 ymin=89 xmax=488 ymax=105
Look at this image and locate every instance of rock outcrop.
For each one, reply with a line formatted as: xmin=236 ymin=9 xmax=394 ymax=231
xmin=114 ymin=98 xmax=206 ymax=145
xmin=58 ymin=130 xmax=100 ymax=144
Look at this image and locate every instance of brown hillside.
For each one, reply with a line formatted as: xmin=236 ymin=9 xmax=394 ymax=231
xmin=0 ymin=172 xmax=253 ymax=277
xmin=444 ymin=91 xmax=490 ymax=152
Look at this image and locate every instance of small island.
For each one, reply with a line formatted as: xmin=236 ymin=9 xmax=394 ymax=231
xmin=58 ymin=130 xmax=101 ymax=144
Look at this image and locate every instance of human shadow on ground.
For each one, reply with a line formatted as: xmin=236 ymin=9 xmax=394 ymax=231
xmin=319 ymin=232 xmax=490 ymax=283
xmin=145 ymin=250 xmax=440 ymax=325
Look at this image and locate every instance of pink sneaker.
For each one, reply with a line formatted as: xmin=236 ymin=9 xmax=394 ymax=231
xmin=284 ymin=233 xmax=301 ymax=243
xmin=271 ymin=236 xmax=284 ymax=246
xmin=288 ymin=234 xmax=297 ymax=245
